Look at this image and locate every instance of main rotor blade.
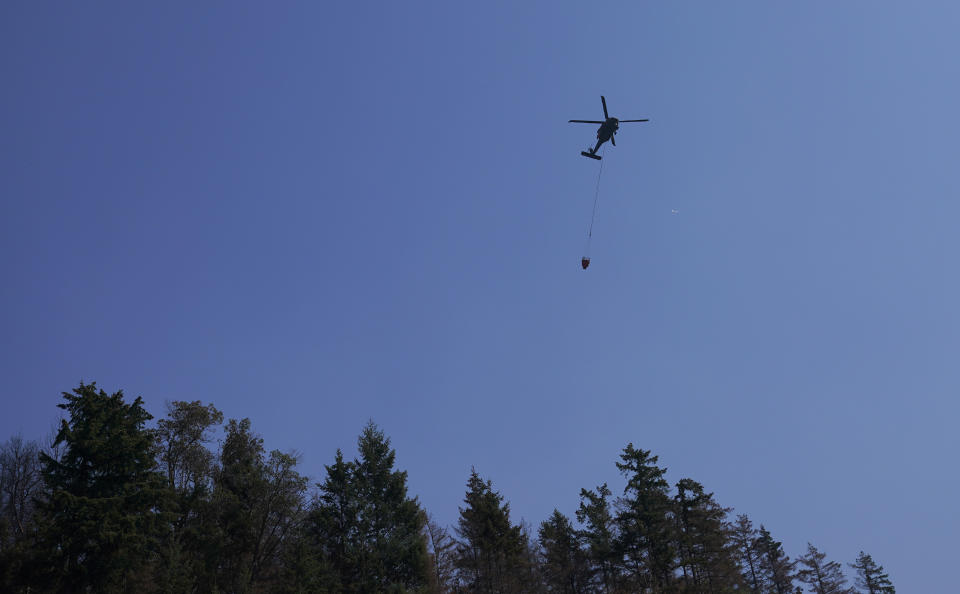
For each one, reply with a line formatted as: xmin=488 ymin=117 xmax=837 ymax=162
xmin=601 ymin=95 xmax=609 ymax=119
xmin=569 ymin=120 xmax=603 ymax=124
xmin=618 ymin=119 xmax=649 ymax=122
xmin=611 ymin=133 xmax=615 ymax=147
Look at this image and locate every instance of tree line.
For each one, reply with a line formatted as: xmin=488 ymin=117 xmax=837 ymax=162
xmin=0 ymin=383 xmax=895 ymax=593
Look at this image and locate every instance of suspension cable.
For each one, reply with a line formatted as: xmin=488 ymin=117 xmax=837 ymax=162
xmin=583 ymin=146 xmax=606 ymax=257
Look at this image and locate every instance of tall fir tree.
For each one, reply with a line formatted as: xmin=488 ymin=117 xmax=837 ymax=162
xmin=755 ymin=525 xmax=796 ymax=594
xmin=311 ymin=448 xmax=357 ymax=590
xmin=351 ymin=422 xmax=429 ymax=592
xmin=310 ymin=423 xmax=428 ymax=593
xmin=276 ymin=517 xmax=335 ymax=593
xmin=797 ymin=543 xmax=852 ymax=594
xmin=576 ymin=483 xmax=619 ymax=593
xmin=672 ymin=478 xmax=741 ymax=593
xmin=614 ymin=444 xmax=675 ymax=592
xmin=32 ymin=383 xmax=168 ymax=592
xmin=730 ymin=514 xmax=765 ymax=592
xmin=455 ymin=468 xmax=526 ymax=593
xmin=538 ymin=509 xmax=588 ymax=593
xmin=849 ymin=551 xmax=894 ymax=594
xmin=516 ymin=520 xmax=545 ymax=593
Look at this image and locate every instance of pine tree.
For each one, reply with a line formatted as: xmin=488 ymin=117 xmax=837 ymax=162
xmin=730 ymin=514 xmax=765 ymax=592
xmin=614 ymin=444 xmax=675 ymax=592
xmin=276 ymin=518 xmax=336 ymax=593
xmin=849 ymin=551 xmax=894 ymax=594
xmin=538 ymin=509 xmax=587 ymax=593
xmin=576 ymin=483 xmax=619 ymax=593
xmin=797 ymin=542 xmax=852 ymax=594
xmin=311 ymin=448 xmax=357 ymax=591
xmin=352 ymin=422 xmax=429 ymax=592
xmin=455 ymin=468 xmax=526 ymax=593
xmin=32 ymin=383 xmax=168 ymax=592
xmin=672 ymin=478 xmax=741 ymax=592
xmin=310 ymin=423 xmax=428 ymax=592
xmin=517 ymin=519 xmax=545 ymax=593
xmin=755 ymin=526 xmax=796 ymax=594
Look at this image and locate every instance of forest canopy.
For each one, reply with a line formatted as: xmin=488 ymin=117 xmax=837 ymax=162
xmin=0 ymin=383 xmax=894 ymax=593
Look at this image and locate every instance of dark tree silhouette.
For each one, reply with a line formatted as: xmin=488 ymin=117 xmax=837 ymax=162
xmin=0 ymin=383 xmax=899 ymax=593
xmin=797 ymin=542 xmax=853 ymax=594
xmin=309 ymin=422 xmax=428 ymax=592
xmin=576 ymin=483 xmax=619 ymax=593
xmin=672 ymin=478 xmax=742 ymax=592
xmin=455 ymin=468 xmax=527 ymax=592
xmin=731 ymin=514 xmax=765 ymax=592
xmin=849 ymin=551 xmax=895 ymax=594
xmin=33 ymin=383 xmax=168 ymax=592
xmin=538 ymin=509 xmax=588 ymax=593
xmin=615 ymin=444 xmax=675 ymax=591
xmin=756 ymin=525 xmax=797 ymax=594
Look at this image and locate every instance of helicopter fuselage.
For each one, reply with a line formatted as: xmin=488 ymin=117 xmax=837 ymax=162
xmin=584 ymin=118 xmax=620 ymax=155
xmin=596 ymin=117 xmax=619 ymax=143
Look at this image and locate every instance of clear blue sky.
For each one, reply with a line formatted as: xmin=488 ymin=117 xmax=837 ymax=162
xmin=3 ymin=2 xmax=957 ymax=590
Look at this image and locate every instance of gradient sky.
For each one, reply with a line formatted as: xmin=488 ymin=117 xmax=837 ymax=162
xmin=3 ymin=2 xmax=958 ymax=590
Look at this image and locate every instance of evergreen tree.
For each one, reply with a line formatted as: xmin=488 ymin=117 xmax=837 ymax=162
xmin=755 ymin=526 xmax=796 ymax=594
xmin=311 ymin=448 xmax=357 ymax=591
xmin=0 ymin=384 xmax=906 ymax=593
xmin=277 ymin=506 xmax=336 ymax=593
xmin=797 ymin=542 xmax=852 ymax=594
xmin=730 ymin=514 xmax=765 ymax=592
xmin=576 ymin=483 xmax=619 ymax=593
xmin=538 ymin=509 xmax=587 ymax=593
xmin=351 ymin=422 xmax=429 ymax=592
xmin=310 ymin=423 xmax=428 ymax=592
xmin=455 ymin=468 xmax=526 ymax=593
xmin=31 ymin=383 xmax=168 ymax=592
xmin=849 ymin=551 xmax=894 ymax=594
xmin=672 ymin=478 xmax=741 ymax=592
xmin=614 ymin=444 xmax=674 ymax=592
xmin=516 ymin=519 xmax=546 ymax=593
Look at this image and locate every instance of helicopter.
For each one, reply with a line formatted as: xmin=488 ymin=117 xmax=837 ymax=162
xmin=569 ymin=96 xmax=649 ymax=160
